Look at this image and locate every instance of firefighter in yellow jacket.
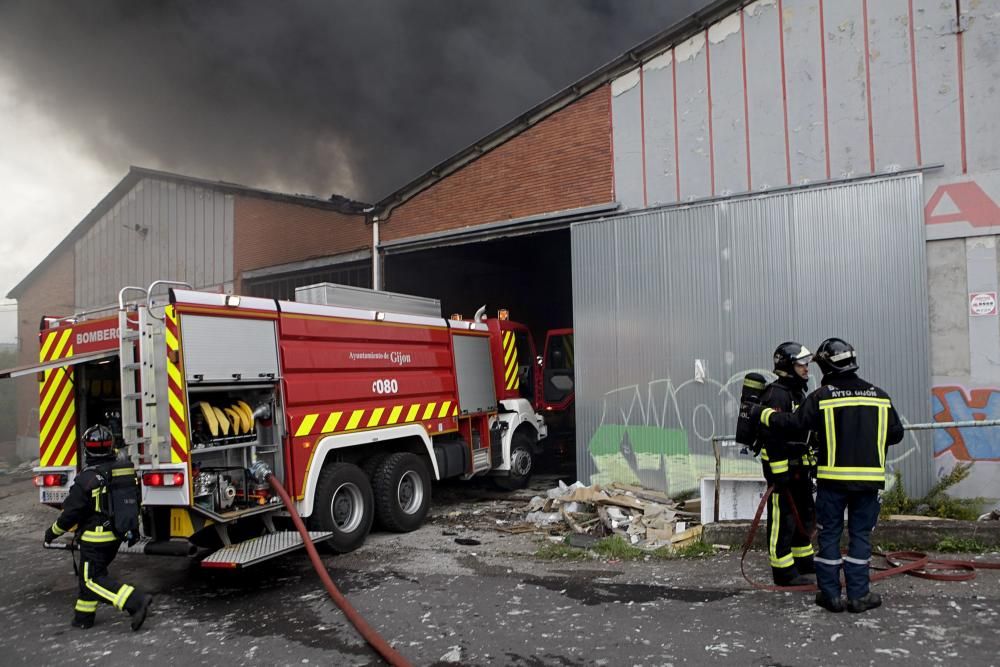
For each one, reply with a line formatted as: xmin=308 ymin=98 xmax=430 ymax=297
xmin=43 ymin=425 xmax=153 ymax=630
xmin=756 ymin=338 xmax=903 ymax=613
xmin=757 ymin=342 xmax=816 ymax=586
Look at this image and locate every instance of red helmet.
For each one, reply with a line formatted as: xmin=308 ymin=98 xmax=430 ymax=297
xmin=82 ymin=424 xmax=114 ymax=457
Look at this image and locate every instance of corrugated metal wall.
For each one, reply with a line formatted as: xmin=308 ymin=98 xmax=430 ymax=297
xmin=572 ymin=173 xmax=933 ymax=497
xmin=609 ymin=0 xmax=1000 ymax=242
xmin=75 ymin=178 xmax=234 ymax=309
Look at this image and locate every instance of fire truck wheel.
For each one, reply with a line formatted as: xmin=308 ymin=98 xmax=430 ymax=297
xmin=493 ymin=432 xmax=533 ymax=491
xmin=372 ymin=452 xmax=431 ymax=533
xmin=310 ymin=462 xmax=374 ymax=553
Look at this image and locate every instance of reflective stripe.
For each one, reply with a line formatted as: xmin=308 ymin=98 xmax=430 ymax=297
xmin=769 ymin=494 xmax=793 ymax=568
xmin=743 ymin=378 xmax=766 ymax=391
xmin=816 ymin=467 xmax=884 ymax=482
xmin=760 ymin=407 xmax=775 ymax=426
xmin=81 ymin=527 xmax=118 ymax=544
xmin=75 ymin=599 xmax=98 ymax=613
xmin=115 ymin=584 xmax=135 ymax=610
xmin=877 ymin=406 xmax=888 ymax=468
xmin=51 ymin=521 xmax=66 ymax=536
xmin=791 ymin=545 xmax=815 ymax=557
xmin=814 ymin=556 xmax=843 ymax=566
xmin=844 ymin=556 xmax=870 ymax=565
xmin=818 ymin=397 xmax=890 ymax=409
xmin=83 ymin=562 xmax=133 ymax=609
xmin=771 ymin=554 xmax=794 ymax=568
xmin=824 ymin=406 xmax=837 ymax=469
xmin=111 ymin=467 xmax=136 ymax=477
xmin=769 ymin=459 xmax=789 ymax=474
xmin=760 ymin=448 xmax=769 ymax=462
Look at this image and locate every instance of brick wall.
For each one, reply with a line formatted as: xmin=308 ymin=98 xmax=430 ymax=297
xmin=11 ymin=248 xmax=75 ymax=462
xmin=233 ymin=196 xmax=370 ymax=290
xmin=382 ymin=86 xmax=614 ymax=241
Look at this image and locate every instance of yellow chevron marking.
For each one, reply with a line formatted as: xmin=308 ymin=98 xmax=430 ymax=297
xmin=387 ymin=405 xmax=403 ymax=425
xmin=52 ymin=411 xmax=77 ymax=466
xmin=41 ymin=380 xmax=73 ymax=440
xmin=322 ymin=411 xmax=343 ymax=433
xmin=452 ymin=405 xmax=458 ymax=416
xmin=40 ymin=332 xmax=58 ymax=361
xmin=40 ymin=369 xmax=67 ymax=416
xmin=345 ymin=410 xmax=364 ymax=430
xmin=422 ymin=403 xmax=436 ymax=420
xmin=367 ymin=407 xmax=385 ymax=428
xmin=295 ymin=414 xmax=318 ymax=437
xmin=405 ymin=404 xmax=420 ymax=422
xmin=167 ymin=362 xmax=183 ymax=387
xmin=504 ymin=340 xmax=514 ymax=365
xmin=168 ymin=391 xmax=185 ymax=418
xmin=170 ymin=421 xmax=188 ymax=460
xmin=165 ymin=327 xmax=178 ymax=350
xmin=502 ymin=331 xmax=511 ymax=347
xmin=437 ymin=401 xmax=451 ymax=419
xmin=505 ymin=356 xmax=517 ymax=382
xmin=52 ymin=329 xmax=73 ymax=360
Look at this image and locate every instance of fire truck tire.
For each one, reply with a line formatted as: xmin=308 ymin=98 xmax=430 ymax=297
xmin=493 ymin=431 xmax=533 ymax=491
xmin=310 ymin=463 xmax=375 ymax=553
xmin=372 ymin=452 xmax=431 ymax=533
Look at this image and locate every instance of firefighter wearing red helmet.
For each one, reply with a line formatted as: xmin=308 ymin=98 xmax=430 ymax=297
xmin=43 ymin=424 xmax=153 ymax=630
xmin=754 ymin=338 xmax=904 ymax=613
xmin=756 ymin=342 xmax=816 ymax=586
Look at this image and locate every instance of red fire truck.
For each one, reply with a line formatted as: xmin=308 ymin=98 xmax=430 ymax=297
xmin=6 ymin=281 xmax=556 ymax=567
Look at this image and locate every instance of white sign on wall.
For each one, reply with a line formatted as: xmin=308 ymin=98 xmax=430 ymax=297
xmin=969 ymin=292 xmax=998 ymax=317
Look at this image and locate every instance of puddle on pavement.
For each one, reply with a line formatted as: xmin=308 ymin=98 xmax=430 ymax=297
xmin=524 ymin=575 xmax=739 ymax=605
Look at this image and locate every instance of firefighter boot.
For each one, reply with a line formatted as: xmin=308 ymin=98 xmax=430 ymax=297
xmin=772 ymin=566 xmax=812 ymax=587
xmin=71 ymin=612 xmax=95 ymax=629
xmin=815 ymin=592 xmax=845 ymax=613
xmin=125 ymin=593 xmax=153 ymax=631
xmin=846 ymin=592 xmax=882 ymax=614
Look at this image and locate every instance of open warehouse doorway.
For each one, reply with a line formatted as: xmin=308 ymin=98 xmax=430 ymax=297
xmin=383 ymin=228 xmax=577 ymax=473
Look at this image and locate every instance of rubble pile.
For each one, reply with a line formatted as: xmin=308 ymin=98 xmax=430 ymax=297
xmin=525 ymin=481 xmax=703 ymax=549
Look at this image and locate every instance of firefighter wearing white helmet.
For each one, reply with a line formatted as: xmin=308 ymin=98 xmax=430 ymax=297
xmin=755 ymin=338 xmax=904 ymax=613
xmin=43 ymin=424 xmax=153 ymax=630
xmin=756 ymin=341 xmax=816 ymax=586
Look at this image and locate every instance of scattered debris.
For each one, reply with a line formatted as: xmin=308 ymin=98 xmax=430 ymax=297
xmin=978 ymin=509 xmax=1000 ymax=522
xmin=523 ymin=480 xmax=702 ymax=549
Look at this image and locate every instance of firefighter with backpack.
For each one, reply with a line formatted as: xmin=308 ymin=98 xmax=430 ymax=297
xmin=43 ymin=425 xmax=153 ymax=630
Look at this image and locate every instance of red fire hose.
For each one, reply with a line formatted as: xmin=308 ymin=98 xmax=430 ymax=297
xmin=740 ymin=484 xmax=1000 ymax=592
xmin=266 ymin=473 xmax=413 ymax=667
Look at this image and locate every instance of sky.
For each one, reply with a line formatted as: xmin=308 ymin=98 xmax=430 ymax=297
xmin=0 ymin=0 xmax=709 ymax=344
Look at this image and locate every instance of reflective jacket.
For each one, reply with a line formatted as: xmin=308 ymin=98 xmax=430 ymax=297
xmin=757 ymin=376 xmax=809 ymax=481
xmin=759 ymin=373 xmax=904 ymax=490
xmin=49 ymin=457 xmax=127 ymax=545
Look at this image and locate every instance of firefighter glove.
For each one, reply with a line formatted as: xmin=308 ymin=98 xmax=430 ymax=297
xmin=44 ymin=526 xmax=58 ymax=545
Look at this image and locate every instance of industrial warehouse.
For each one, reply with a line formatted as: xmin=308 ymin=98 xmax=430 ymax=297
xmin=1 ymin=1 xmax=999 ymax=665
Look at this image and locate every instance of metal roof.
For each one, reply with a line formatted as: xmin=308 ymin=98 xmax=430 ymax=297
xmin=7 ymin=166 xmax=370 ymax=298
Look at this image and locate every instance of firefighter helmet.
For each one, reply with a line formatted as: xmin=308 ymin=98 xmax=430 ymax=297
xmin=773 ymin=341 xmax=812 ymax=378
xmin=814 ymin=337 xmax=859 ymax=376
xmin=82 ymin=424 xmax=115 ymax=458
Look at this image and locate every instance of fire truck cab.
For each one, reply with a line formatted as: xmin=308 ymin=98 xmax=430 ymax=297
xmin=6 ymin=281 xmax=552 ymax=567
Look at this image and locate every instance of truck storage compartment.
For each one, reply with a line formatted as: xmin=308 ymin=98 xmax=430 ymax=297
xmin=187 ymin=383 xmax=285 ymax=518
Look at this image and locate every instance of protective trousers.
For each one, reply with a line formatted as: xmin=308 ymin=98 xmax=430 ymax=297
xmin=814 ymin=486 xmax=880 ymax=601
xmin=75 ymin=539 xmax=139 ymax=624
xmin=766 ymin=470 xmax=815 ymax=583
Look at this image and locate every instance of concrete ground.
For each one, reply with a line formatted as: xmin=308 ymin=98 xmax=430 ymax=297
xmin=2 ymin=470 xmax=999 ymax=667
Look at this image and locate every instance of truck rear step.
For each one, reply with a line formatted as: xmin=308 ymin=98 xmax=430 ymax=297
xmin=200 ymin=530 xmax=333 ymax=569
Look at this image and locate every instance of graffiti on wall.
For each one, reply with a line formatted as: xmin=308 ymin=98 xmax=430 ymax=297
xmin=587 ymin=371 xmax=927 ymax=495
xmin=932 ymin=386 xmax=1000 ymax=461
xmin=587 ymin=370 xmax=772 ymax=496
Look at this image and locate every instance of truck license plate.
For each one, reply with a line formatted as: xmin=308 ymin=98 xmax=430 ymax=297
xmin=42 ymin=489 xmax=69 ymax=503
